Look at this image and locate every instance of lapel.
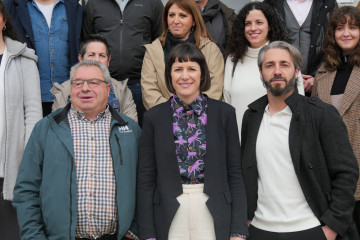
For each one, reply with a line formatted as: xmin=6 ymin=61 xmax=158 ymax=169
xmin=243 ymin=96 xmax=268 ymax=169
xmin=17 ymin=0 xmax=35 ymax=46
xmin=159 ymin=101 xmax=183 ymax=194
xmin=340 ymin=66 xmax=360 ymax=116
xmin=316 ymin=68 xmax=335 ymax=105
xmin=285 ymin=93 xmax=304 ymax=174
xmin=203 ymin=99 xmax=217 ymax=193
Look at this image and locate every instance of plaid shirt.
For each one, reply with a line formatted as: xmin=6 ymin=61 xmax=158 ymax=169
xmin=68 ymin=106 xmax=117 ymax=239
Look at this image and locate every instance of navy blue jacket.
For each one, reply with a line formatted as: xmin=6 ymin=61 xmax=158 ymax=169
xmin=4 ymin=0 xmax=83 ymax=67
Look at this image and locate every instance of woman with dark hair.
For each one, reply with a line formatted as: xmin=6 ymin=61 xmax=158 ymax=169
xmin=137 ymin=42 xmax=248 ymax=240
xmin=223 ymin=2 xmax=304 ymax=139
xmin=312 ymin=6 xmax=360 ymax=231
xmin=141 ymin=0 xmax=224 ymax=110
xmin=0 ymin=0 xmax=42 ymax=239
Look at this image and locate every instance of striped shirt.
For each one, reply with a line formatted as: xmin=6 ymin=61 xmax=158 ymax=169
xmin=68 ymin=106 xmax=117 ymax=239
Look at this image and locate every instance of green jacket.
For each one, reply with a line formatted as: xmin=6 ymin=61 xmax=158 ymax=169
xmin=13 ymin=104 xmax=141 ymax=240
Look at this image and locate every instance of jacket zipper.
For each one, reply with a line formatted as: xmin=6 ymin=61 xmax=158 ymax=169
xmin=115 ymin=134 xmax=123 ymax=165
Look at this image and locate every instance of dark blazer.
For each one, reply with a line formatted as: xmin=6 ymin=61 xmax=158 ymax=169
xmin=241 ymin=92 xmax=359 ymax=236
xmin=137 ymin=97 xmax=248 ymax=240
xmin=4 ymin=0 xmax=83 ymax=67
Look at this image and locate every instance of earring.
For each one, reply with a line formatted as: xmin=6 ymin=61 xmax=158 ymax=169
xmin=3 ymin=25 xmax=6 ymax=31
xmin=191 ymin=26 xmax=194 ymax=32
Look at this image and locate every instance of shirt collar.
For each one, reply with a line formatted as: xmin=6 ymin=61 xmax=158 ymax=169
xmin=70 ymin=105 xmax=110 ymax=122
xmin=264 ymin=104 xmax=292 ymax=116
xmin=171 ymin=93 xmax=207 ymax=116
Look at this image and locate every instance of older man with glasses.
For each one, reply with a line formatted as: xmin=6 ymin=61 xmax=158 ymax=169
xmin=12 ymin=60 xmax=141 ymax=240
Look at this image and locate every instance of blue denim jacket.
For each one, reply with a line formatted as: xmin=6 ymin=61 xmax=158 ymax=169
xmin=27 ymin=0 xmax=69 ymax=102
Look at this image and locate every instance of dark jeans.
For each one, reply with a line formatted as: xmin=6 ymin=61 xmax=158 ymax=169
xmin=42 ymin=102 xmax=53 ymax=117
xmin=248 ymin=225 xmax=326 ymax=240
xmin=0 ymin=178 xmax=20 ymax=240
xmin=127 ymin=83 xmax=146 ymax=127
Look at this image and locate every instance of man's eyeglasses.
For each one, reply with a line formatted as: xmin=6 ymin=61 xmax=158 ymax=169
xmin=71 ymin=78 xmax=107 ymax=89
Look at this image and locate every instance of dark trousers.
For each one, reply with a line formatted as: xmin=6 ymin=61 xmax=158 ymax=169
xmin=127 ymin=83 xmax=145 ymax=127
xmin=0 ymin=178 xmax=20 ymax=240
xmin=248 ymin=225 xmax=326 ymax=240
xmin=354 ymin=201 xmax=360 ymax=238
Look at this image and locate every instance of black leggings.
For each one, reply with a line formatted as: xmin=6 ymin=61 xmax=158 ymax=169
xmin=0 ymin=178 xmax=20 ymax=240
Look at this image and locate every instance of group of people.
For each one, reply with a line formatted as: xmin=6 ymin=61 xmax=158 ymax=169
xmin=0 ymin=0 xmax=360 ymax=240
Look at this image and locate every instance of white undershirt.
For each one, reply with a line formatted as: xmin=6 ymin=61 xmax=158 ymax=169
xmin=36 ymin=1 xmax=56 ymax=28
xmin=116 ymin=0 xmax=129 ymax=13
xmin=252 ymin=105 xmax=320 ymax=232
xmin=286 ymin=0 xmax=313 ymax=26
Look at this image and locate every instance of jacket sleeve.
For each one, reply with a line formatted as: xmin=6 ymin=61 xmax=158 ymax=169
xmin=122 ymin=87 xmax=138 ymax=123
xmin=12 ymin=122 xmax=48 ymax=240
xmin=151 ymin=0 xmax=164 ymax=41
xmin=203 ymin=42 xmax=224 ymax=100
xmin=223 ymin=56 xmax=233 ymax=103
xmin=226 ymin=107 xmax=249 ymax=236
xmin=81 ymin=0 xmax=95 ymax=41
xmin=137 ymin=112 xmax=158 ymax=239
xmin=317 ymin=105 xmax=359 ymax=235
xmin=141 ymin=50 xmax=168 ymax=110
xmin=21 ymin=56 xmax=42 ymax=144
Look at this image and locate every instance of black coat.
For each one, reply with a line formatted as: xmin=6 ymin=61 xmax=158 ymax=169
xmin=241 ymin=92 xmax=359 ymax=236
xmin=82 ymin=0 xmax=163 ymax=84
xmin=137 ymin=98 xmax=248 ymax=240
xmin=263 ymin=0 xmax=337 ymax=76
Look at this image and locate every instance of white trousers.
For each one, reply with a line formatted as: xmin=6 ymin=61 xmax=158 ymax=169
xmin=168 ymin=184 xmax=216 ymax=240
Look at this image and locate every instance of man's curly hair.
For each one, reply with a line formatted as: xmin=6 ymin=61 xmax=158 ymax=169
xmin=323 ymin=6 xmax=360 ymax=71
xmin=226 ymin=2 xmax=287 ymax=64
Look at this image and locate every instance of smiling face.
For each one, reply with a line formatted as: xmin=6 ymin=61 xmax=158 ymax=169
xmin=171 ymin=59 xmax=201 ymax=104
xmin=260 ymin=48 xmax=299 ymax=97
xmin=245 ymin=9 xmax=269 ymax=48
xmin=167 ymin=3 xmax=195 ymax=41
xmin=70 ymin=65 xmax=110 ymax=120
xmin=335 ymin=15 xmax=360 ymax=55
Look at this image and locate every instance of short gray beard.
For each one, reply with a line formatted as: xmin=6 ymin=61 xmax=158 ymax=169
xmin=262 ymin=74 xmax=297 ymax=97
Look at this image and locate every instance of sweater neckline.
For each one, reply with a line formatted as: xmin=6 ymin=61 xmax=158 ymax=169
xmin=246 ymin=41 xmax=270 ymax=58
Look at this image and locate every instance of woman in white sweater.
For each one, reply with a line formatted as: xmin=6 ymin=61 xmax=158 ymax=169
xmin=223 ymin=2 xmax=304 ymax=140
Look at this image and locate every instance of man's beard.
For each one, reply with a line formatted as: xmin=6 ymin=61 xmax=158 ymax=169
xmin=262 ymin=74 xmax=297 ymax=97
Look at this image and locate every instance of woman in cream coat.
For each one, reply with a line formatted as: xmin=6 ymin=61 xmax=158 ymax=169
xmin=141 ymin=0 xmax=224 ymax=110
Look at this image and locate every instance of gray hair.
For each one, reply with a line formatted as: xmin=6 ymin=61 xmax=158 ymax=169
xmin=257 ymin=41 xmax=302 ymax=70
xmin=70 ymin=60 xmax=111 ymax=84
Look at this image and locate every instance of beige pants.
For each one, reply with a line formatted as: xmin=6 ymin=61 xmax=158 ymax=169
xmin=168 ymin=184 xmax=216 ymax=240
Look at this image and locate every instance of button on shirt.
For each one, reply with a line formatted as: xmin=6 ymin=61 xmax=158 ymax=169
xmin=68 ymin=106 xmax=117 ymax=239
xmin=27 ymin=0 xmax=70 ymax=102
xmin=171 ymin=94 xmax=207 ymax=184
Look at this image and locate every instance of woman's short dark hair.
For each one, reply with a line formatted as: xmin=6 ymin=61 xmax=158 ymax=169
xmin=226 ymin=2 xmax=287 ymax=63
xmin=165 ymin=42 xmax=210 ymax=93
xmin=323 ymin=6 xmax=360 ymax=71
xmin=0 ymin=0 xmax=19 ymax=41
